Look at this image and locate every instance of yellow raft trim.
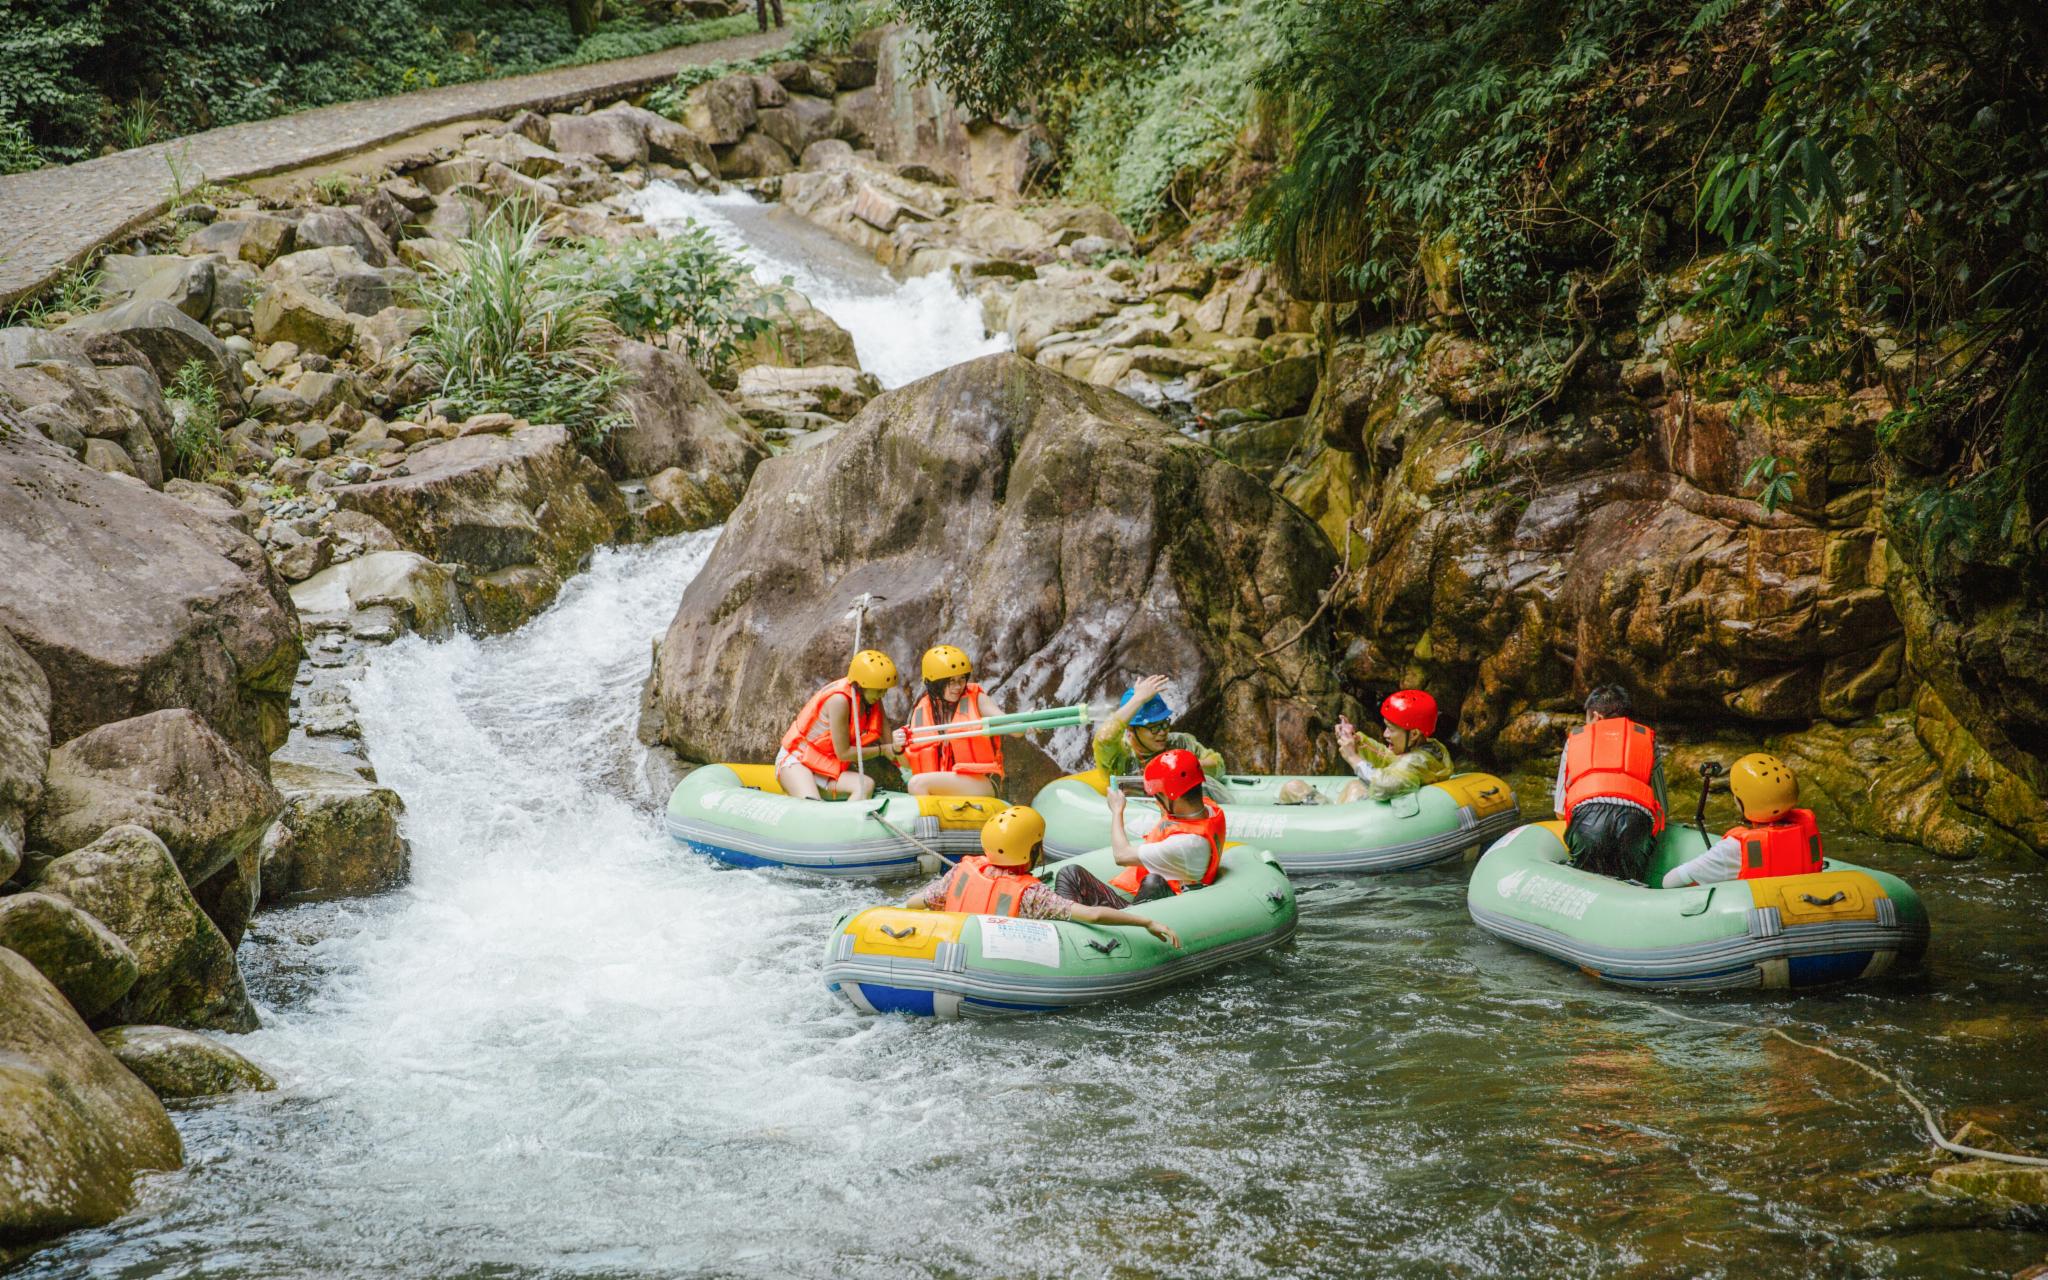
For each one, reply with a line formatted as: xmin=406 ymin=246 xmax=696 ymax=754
xmin=840 ymin=908 xmax=964 ymax=960
xmin=1745 ymin=869 xmax=1885 ymax=925
xmin=1431 ymin=774 xmax=1517 ymax=819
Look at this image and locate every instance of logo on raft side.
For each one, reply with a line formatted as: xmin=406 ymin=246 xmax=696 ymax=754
xmin=1495 ymin=867 xmax=1598 ymax=921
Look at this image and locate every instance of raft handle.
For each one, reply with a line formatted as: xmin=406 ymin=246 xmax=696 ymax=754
xmin=880 ymin=924 xmax=918 ymax=940
xmin=1264 ymin=890 xmax=1289 ymax=912
xmin=1086 ymin=939 xmax=1121 ymax=956
xmin=1798 ymin=891 xmax=1848 ymax=907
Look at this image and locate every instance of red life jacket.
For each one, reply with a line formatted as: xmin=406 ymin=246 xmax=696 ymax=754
xmin=903 ymin=685 xmax=1004 ymax=778
xmin=1561 ymin=717 xmax=1665 ymax=832
xmin=935 ymin=855 xmax=1042 ymax=917
xmin=778 ymin=678 xmax=883 ymax=781
xmin=1111 ymin=799 xmax=1226 ymax=896
xmin=1729 ymin=808 xmax=1824 ymax=879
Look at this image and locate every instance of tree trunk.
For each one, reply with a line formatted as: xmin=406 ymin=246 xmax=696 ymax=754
xmin=568 ymin=0 xmax=603 ymax=37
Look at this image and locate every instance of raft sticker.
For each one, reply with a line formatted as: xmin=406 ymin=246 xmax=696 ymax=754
xmin=979 ymin=917 xmax=1061 ymax=967
xmin=1497 ymin=868 xmax=1597 ymax=920
xmin=695 ymin=789 xmax=788 ymax=826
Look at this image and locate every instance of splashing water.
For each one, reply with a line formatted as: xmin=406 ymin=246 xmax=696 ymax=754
xmin=633 ymin=182 xmax=1011 ymax=390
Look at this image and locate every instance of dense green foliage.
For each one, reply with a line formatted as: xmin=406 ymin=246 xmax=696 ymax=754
xmin=553 ymin=226 xmax=776 ymax=378
xmin=409 ymin=205 xmax=627 ymax=449
xmin=0 ymin=0 xmax=758 ymax=168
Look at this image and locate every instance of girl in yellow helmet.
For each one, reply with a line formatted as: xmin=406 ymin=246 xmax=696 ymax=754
xmin=775 ymin=650 xmax=902 ymax=801
xmin=899 ymin=644 xmax=1006 ymax=798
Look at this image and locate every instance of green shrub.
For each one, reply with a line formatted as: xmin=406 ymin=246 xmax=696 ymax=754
xmin=2 ymin=263 xmax=103 ymax=328
xmin=0 ymin=117 xmax=42 ymax=173
xmin=408 ymin=203 xmax=625 ymax=451
xmin=165 ymin=359 xmax=228 ymax=479
xmin=553 ymin=224 xmax=776 ymax=380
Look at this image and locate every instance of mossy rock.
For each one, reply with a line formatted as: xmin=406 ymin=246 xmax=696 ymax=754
xmin=96 ymin=1026 xmax=275 ymax=1101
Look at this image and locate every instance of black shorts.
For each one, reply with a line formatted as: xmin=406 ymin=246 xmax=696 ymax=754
xmin=1565 ymin=802 xmax=1656 ymax=882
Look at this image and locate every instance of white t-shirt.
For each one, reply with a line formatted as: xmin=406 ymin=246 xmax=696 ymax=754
xmin=1661 ymin=835 xmax=1742 ymax=888
xmin=1136 ymin=833 xmax=1214 ymax=883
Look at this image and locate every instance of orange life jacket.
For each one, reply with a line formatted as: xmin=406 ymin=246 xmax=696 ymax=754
xmin=1561 ymin=717 xmax=1665 ymax=831
xmin=935 ymin=855 xmax=1043 ymax=917
xmin=778 ymin=678 xmax=883 ymax=781
xmin=903 ymin=685 xmax=1004 ymax=778
xmin=1111 ymin=799 xmax=1226 ymax=896
xmin=1729 ymin=808 xmax=1824 ymax=880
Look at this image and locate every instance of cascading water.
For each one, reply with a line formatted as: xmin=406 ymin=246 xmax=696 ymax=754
xmin=21 ymin=193 xmax=2048 ymax=1280
xmin=633 ymin=182 xmax=1010 ymax=389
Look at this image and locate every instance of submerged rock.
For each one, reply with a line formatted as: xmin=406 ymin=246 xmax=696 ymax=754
xmin=31 ymin=709 xmax=284 ymax=889
xmin=0 ymin=948 xmax=182 ymax=1245
xmin=34 ymin=825 xmax=258 ymax=1033
xmin=95 ymin=1026 xmax=275 ymax=1101
xmin=645 ymin=354 xmax=1346 ymax=791
xmin=0 ymin=430 xmax=300 ymax=764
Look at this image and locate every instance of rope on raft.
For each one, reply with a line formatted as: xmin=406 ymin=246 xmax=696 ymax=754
xmin=1653 ymin=1005 xmax=2048 ymax=1167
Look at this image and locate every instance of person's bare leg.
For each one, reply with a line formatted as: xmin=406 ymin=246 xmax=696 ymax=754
xmin=907 ymin=771 xmax=996 ymax=797
xmin=777 ymin=759 xmax=822 ymax=799
xmin=824 ymin=771 xmax=877 ymax=801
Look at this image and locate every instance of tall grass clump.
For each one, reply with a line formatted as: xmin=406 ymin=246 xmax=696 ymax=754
xmin=165 ymin=359 xmax=229 ymax=480
xmin=408 ymin=203 xmax=624 ymax=451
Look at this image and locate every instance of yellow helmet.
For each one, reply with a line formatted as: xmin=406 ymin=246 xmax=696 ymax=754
xmin=847 ymin=649 xmax=898 ymax=695
xmin=921 ymin=644 xmax=973 ymax=682
xmin=980 ymin=805 xmax=1046 ymax=867
xmin=1729 ymin=753 xmax=1799 ymax=823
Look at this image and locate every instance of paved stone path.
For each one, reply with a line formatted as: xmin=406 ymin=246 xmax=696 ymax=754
xmin=0 ymin=27 xmax=791 ymax=308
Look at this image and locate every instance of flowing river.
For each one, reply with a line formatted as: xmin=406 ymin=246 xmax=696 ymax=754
xmin=16 ymin=192 xmax=2047 ymax=1280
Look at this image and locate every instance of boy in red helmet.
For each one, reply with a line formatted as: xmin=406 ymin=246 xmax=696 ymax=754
xmin=1278 ymin=689 xmax=1453 ymax=804
xmin=1093 ymin=748 xmax=1229 ymax=904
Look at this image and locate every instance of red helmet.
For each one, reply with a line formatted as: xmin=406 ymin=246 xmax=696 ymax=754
xmin=1381 ymin=689 xmax=1439 ymax=737
xmin=1142 ymin=748 xmax=1205 ymax=801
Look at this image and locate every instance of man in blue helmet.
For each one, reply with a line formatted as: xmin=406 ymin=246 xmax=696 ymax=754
xmin=1092 ymin=673 xmax=1226 ymax=784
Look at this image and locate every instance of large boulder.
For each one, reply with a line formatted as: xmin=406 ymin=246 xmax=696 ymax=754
xmin=738 ymin=289 xmax=859 ymax=370
xmin=293 ymin=207 xmax=394 ymax=267
xmin=0 ymin=431 xmax=300 ymax=763
xmin=0 ymin=893 xmax=138 ymax=1020
xmin=609 ymin=339 xmax=769 ymax=488
xmin=681 ymin=77 xmax=759 ymax=146
xmin=259 ymin=760 xmax=410 ymax=902
xmin=332 ymin=424 xmax=627 ymax=632
xmin=60 ymin=299 xmax=243 ymax=409
xmin=289 ymin=550 xmax=465 ymax=639
xmin=253 ymin=283 xmax=354 ymax=357
xmin=0 ymin=949 xmax=182 ymax=1246
xmin=262 ymin=247 xmax=413 ymax=318
xmin=644 ymin=355 xmax=1346 ymax=787
xmin=182 ymin=213 xmax=294 ymax=267
xmin=34 ymin=825 xmax=258 ymax=1033
xmin=545 ymin=109 xmax=646 ymax=167
xmin=0 ymin=629 xmax=50 ymax=880
xmin=757 ymin=96 xmax=844 ymax=159
xmin=1004 ymin=282 xmax=1122 ymax=358
xmin=31 ymin=709 xmax=284 ymax=888
xmin=96 ymin=1026 xmax=275 ymax=1101
xmin=0 ymin=355 xmax=171 ymax=488
xmin=717 ymin=133 xmax=794 ymax=180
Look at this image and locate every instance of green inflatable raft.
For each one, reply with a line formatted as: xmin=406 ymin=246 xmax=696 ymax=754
xmin=822 ymin=845 xmax=1298 ymax=1017
xmin=666 ymin=763 xmax=1006 ymax=878
xmin=1032 ymin=768 xmax=1521 ymax=873
xmin=1467 ymin=821 xmax=1930 ymax=990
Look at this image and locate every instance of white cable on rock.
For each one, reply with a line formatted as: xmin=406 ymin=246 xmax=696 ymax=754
xmin=1654 ymin=1005 xmax=2048 ymax=1167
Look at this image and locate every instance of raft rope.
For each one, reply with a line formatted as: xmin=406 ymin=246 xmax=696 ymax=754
xmin=1653 ymin=1006 xmax=2048 ymax=1167
xmin=864 ymin=809 xmax=955 ymax=868
xmin=847 ymin=592 xmax=877 ymax=786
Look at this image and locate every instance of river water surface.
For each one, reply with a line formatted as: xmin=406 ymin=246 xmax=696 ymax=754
xmin=16 ymin=193 xmax=2047 ymax=1280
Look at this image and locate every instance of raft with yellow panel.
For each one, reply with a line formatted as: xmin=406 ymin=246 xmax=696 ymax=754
xmin=823 ymin=844 xmax=1297 ymax=1017
xmin=1032 ymin=769 xmax=1521 ymax=874
xmin=665 ymin=764 xmax=1005 ymax=877
xmin=1467 ymin=821 xmax=1930 ymax=990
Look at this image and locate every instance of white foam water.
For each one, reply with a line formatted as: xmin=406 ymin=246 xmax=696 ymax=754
xmin=632 ymin=182 xmax=1010 ymax=389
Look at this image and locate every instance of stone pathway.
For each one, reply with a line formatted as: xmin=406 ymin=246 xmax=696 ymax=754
xmin=0 ymin=27 xmax=792 ymax=308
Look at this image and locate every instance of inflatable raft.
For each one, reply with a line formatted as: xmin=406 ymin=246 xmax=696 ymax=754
xmin=1467 ymin=821 xmax=1929 ymax=991
xmin=823 ymin=845 xmax=1298 ymax=1017
xmin=665 ymin=764 xmax=1005 ymax=877
xmin=1032 ymin=768 xmax=1521 ymax=873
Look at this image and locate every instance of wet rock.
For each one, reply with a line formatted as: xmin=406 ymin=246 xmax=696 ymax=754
xmin=0 ymin=892 xmax=138 ymax=1020
xmin=34 ymin=824 xmax=257 ymax=1033
xmin=254 ymin=283 xmax=354 ymax=358
xmin=0 ymin=430 xmax=300 ymax=763
xmin=332 ymin=425 xmax=626 ymax=632
xmin=718 ymin=132 xmax=794 ymax=180
xmin=0 ymin=948 xmax=182 ymax=1245
xmin=0 ymin=629 xmax=51 ymax=879
xmin=290 ymin=551 xmax=464 ymax=639
xmin=61 ymin=299 xmax=243 ymax=410
xmin=182 ymin=213 xmax=295 ymax=267
xmin=32 ymin=708 xmax=284 ymax=890
xmin=610 ymin=339 xmax=769 ymax=489
xmin=738 ymin=289 xmax=859 ymax=370
xmin=187 ymin=842 xmax=261 ymax=952
xmin=735 ymin=364 xmax=878 ymax=419
xmin=646 ymin=354 xmax=1346 ymax=789
xmin=95 ymin=1026 xmax=275 ymax=1100
xmin=260 ymin=760 xmax=409 ymax=902
xmin=1929 ymin=1161 xmax=2048 ymax=1207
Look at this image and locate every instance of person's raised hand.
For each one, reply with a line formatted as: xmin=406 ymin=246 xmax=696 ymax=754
xmin=1106 ymin=788 xmax=1126 ymax=820
xmin=1133 ymin=673 xmax=1171 ymax=703
xmin=1335 ymin=715 xmax=1357 ymax=750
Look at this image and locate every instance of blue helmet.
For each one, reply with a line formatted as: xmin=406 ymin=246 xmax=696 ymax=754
xmin=1119 ymin=686 xmax=1173 ymax=727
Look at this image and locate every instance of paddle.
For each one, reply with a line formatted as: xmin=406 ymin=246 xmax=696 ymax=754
xmin=900 ymin=703 xmax=1090 ymax=745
